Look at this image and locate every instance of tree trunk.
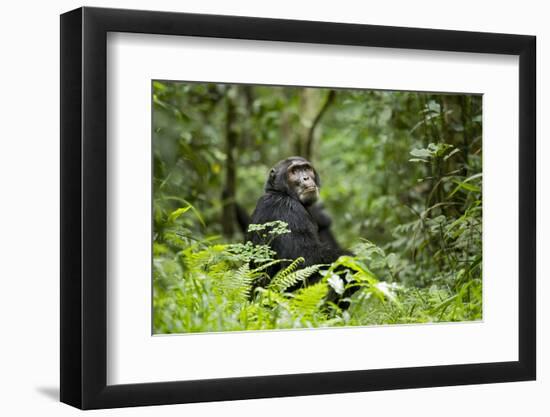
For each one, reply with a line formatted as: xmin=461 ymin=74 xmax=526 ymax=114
xmin=221 ymin=87 xmax=238 ymax=237
xmin=304 ymin=90 xmax=336 ymax=160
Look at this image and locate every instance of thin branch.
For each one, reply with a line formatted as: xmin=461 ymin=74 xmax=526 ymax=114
xmin=304 ymin=90 xmax=336 ymax=160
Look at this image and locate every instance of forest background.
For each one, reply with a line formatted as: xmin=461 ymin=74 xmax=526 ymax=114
xmin=152 ymin=81 xmax=483 ymax=334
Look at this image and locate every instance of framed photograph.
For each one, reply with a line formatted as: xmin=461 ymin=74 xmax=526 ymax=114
xmin=60 ymin=6 xmax=536 ymax=409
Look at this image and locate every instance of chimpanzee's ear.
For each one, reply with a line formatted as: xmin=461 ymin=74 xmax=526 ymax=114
xmin=269 ymin=167 xmax=277 ymax=183
xmin=265 ymin=167 xmax=277 ymax=191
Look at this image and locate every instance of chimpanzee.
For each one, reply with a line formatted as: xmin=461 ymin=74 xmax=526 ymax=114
xmin=247 ymin=157 xmax=351 ymax=283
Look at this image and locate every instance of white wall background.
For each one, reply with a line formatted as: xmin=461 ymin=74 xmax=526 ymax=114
xmin=0 ymin=0 xmax=545 ymax=415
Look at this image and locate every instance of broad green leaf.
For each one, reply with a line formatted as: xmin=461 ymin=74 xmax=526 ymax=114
xmin=168 ymin=206 xmax=191 ymax=223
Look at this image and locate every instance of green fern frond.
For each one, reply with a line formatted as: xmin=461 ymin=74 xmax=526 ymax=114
xmin=290 ymin=282 xmax=328 ymax=319
xmin=269 ymin=260 xmax=323 ymax=293
xmin=219 ymin=264 xmax=257 ymax=300
xmin=251 ymin=259 xmax=284 ymax=274
xmin=267 ymin=257 xmax=303 ymax=292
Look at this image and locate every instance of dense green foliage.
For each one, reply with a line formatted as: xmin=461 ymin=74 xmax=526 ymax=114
xmin=152 ymin=81 xmax=482 ymax=333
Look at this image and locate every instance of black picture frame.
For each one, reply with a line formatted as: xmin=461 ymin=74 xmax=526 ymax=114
xmin=60 ymin=6 xmax=536 ymax=410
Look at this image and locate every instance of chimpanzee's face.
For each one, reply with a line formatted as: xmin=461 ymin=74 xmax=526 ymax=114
xmin=286 ymin=161 xmax=319 ymax=206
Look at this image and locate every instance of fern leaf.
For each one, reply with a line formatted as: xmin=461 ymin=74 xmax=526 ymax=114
xmin=267 ymin=257 xmax=303 ymax=291
xmin=290 ymin=282 xmax=328 ymax=319
xmin=269 ymin=260 xmax=322 ymax=293
xmin=219 ymin=264 xmax=256 ymax=300
xmin=251 ymin=259 xmax=284 ymax=274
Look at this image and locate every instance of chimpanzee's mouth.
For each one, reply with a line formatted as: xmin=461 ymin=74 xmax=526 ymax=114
xmin=303 ymin=187 xmax=317 ymax=193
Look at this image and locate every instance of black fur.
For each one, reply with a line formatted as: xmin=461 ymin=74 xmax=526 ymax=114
xmin=307 ymin=202 xmax=344 ymax=252
xmin=248 ymin=157 xmax=349 ymax=283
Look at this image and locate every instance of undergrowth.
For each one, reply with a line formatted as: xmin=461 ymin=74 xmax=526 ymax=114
xmin=153 ymin=183 xmax=482 ymax=334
